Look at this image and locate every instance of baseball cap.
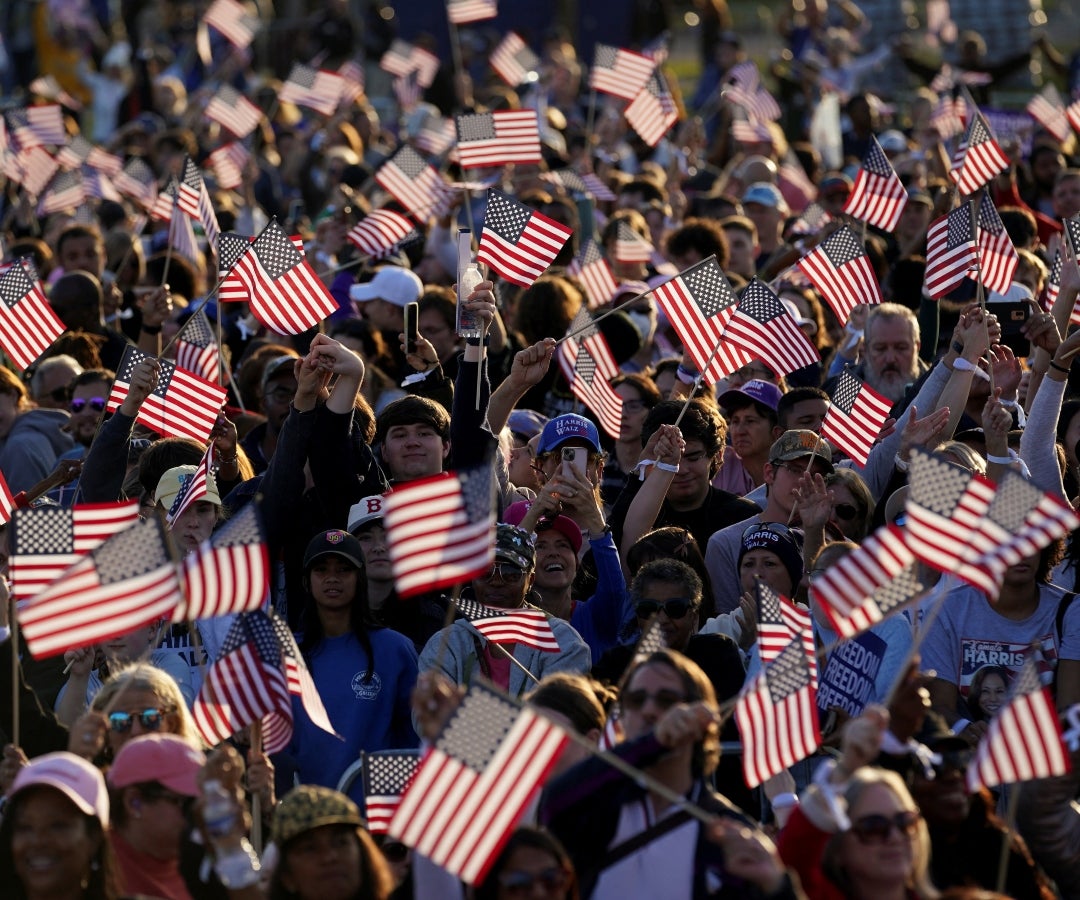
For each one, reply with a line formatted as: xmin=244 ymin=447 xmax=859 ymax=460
xmin=154 ymin=465 xmax=222 ymax=511
xmin=906 ymin=186 xmax=933 ymax=207
xmin=507 ymin=409 xmax=549 ymax=441
xmin=741 ymin=182 xmax=787 ymax=212
xmin=502 ymin=500 xmax=583 ymax=554
xmin=879 ymin=129 xmax=910 ymax=154
xmin=347 ymin=495 xmax=385 ymax=533
xmin=537 ymin=413 xmax=601 ymax=455
xmin=10 ymin=752 xmax=110 ymax=826
xmin=349 ymin=267 xmax=423 ymax=307
xmin=819 ymin=172 xmax=853 ymax=196
xmin=780 ymin=297 xmax=818 ymax=334
xmin=718 ymin=379 xmax=782 ymax=414
xmin=494 ymin=523 xmax=535 ymax=571
xmin=769 ymin=429 xmax=833 ymax=472
xmin=303 ymin=530 xmax=366 ymax=570
xmin=262 ymin=354 xmax=299 ymax=390
xmin=272 ymin=785 xmax=365 ymax=847
xmin=107 ymin=734 xmax=206 ymax=797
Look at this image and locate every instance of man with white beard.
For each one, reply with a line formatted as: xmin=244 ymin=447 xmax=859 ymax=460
xmin=862 ymin=303 xmax=927 ymax=403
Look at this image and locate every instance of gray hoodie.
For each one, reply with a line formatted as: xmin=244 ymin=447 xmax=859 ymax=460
xmin=0 ymin=408 xmax=75 ymax=494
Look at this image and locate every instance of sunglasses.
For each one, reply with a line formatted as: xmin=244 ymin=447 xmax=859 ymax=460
xmin=479 ymin=563 xmax=525 ymax=584
xmin=108 ymin=707 xmax=170 ymax=733
xmin=70 ymin=397 xmax=107 ymax=414
xmin=742 ymin=521 xmax=794 ymax=541
xmin=141 ymin=787 xmax=194 ymax=813
xmin=634 ymin=597 xmax=695 ymax=619
xmin=499 ymin=867 xmax=570 ymax=896
xmin=850 ymin=810 xmax=920 ymax=844
xmin=931 ymin=749 xmax=974 ymax=778
xmin=621 ymin=688 xmax=686 ymax=712
xmin=833 ymin=503 xmax=859 ymax=521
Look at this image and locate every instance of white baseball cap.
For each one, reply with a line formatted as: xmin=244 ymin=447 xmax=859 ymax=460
xmin=349 ymin=267 xmax=423 ymax=307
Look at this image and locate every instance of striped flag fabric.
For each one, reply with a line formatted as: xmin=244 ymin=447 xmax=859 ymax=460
xmin=1027 ymin=84 xmax=1071 ymax=143
xmin=389 ymin=683 xmax=569 ymax=885
xmin=456 ymin=110 xmax=542 ymax=169
xmin=363 ymin=751 xmax=421 ymax=834
xmin=721 ymin=278 xmax=820 ymax=377
xmin=953 ymin=112 xmax=1010 ymax=196
xmin=724 ymin=61 xmax=782 ymax=122
xmin=452 ymin=597 xmax=561 ymax=652
xmin=556 ymin=308 xmax=623 ymax=439
xmin=80 ymin=168 xmax=121 ymax=203
xmin=107 ymin=346 xmax=228 ymax=443
xmin=653 ymin=256 xmax=752 ymax=383
xmin=0 ymin=258 xmax=66 ymax=370
xmin=219 ymin=218 xmax=338 ymax=334
xmin=11 ymin=146 xmax=58 ymax=197
xmin=167 ymin=201 xmax=201 ymax=265
xmin=338 ymin=60 xmax=365 ymax=105
xmin=0 ymin=471 xmax=16 ymax=526
xmin=967 ymin=651 xmax=1070 ymax=791
xmin=9 ymin=501 xmax=141 ymax=605
xmin=113 ymin=157 xmax=158 ymax=209
xmin=476 ymin=189 xmax=572 ymax=288
xmin=178 ymin=156 xmax=220 ymax=248
xmin=166 ymin=443 xmax=215 ymax=527
xmin=490 ymin=32 xmax=540 ymax=87
xmin=278 ymin=63 xmax=344 ymax=117
xmin=203 ymin=0 xmax=258 ymax=49
xmin=614 ymin=220 xmax=654 ymax=264
xmin=413 ymin=115 xmax=456 ymax=156
xmin=789 ymin=202 xmax=833 ymax=238
xmin=28 ymin=75 xmax=82 ymax=111
xmin=18 ymin=517 xmax=181 ymax=659
xmin=797 ymin=225 xmax=882 ymax=325
xmin=5 ymin=105 xmax=66 ymax=147
xmin=567 ymin=238 xmax=618 ymax=309
xmin=754 ymin=580 xmax=815 ymax=671
xmin=809 ymin=524 xmax=922 ymax=640
xmin=447 ymin=0 xmax=497 ymax=24
xmin=625 ymin=72 xmax=679 ymax=147
xmin=932 ymin=92 xmax=967 ymax=140
xmin=975 ymin=194 xmax=1018 ymax=295
xmin=347 ymin=209 xmax=418 ymax=259
xmin=375 ymin=145 xmax=448 ymax=221
xmin=178 ymin=501 xmax=270 ymax=622
xmin=205 ymin=85 xmax=263 ymax=139
xmin=379 ymin=40 xmax=440 ymax=88
xmin=37 ymin=168 xmax=85 ymax=215
xmin=1044 ymin=247 xmax=1062 ymax=314
xmin=383 ymin=463 xmax=495 ymax=598
xmin=821 ymin=371 xmax=893 ymax=466
xmin=208 ymin=142 xmax=248 ymax=191
xmin=1068 ymin=99 xmax=1080 ymax=137
xmin=842 ymin=136 xmax=908 ymax=232
xmin=54 ymin=135 xmax=122 ymax=175
xmin=269 ymin=611 xmax=337 ymax=749
xmin=925 ymin=202 xmax=978 ymax=298
xmin=736 ymin=634 xmax=821 ymax=789
xmin=589 ymin=43 xmax=655 ymax=101
xmin=150 ymin=178 xmax=180 ymax=223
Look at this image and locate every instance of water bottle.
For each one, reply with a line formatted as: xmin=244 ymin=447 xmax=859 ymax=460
xmin=456 ymin=262 xmax=484 ymax=339
xmin=202 ymin=779 xmax=261 ymax=888
xmin=202 ymin=779 xmax=237 ymax=840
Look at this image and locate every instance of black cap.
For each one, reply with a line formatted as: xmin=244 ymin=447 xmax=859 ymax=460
xmin=302 ymin=530 xmax=365 ymax=571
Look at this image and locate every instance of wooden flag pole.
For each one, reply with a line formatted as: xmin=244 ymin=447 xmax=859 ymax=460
xmin=250 ymin=720 xmax=263 ymax=854
xmin=672 ymin=340 xmax=724 ymax=427
xmin=995 ymin=782 xmax=1022 ymax=894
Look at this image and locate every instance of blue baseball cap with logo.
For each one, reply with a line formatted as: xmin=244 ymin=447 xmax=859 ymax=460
xmin=536 ymin=413 xmax=602 ymax=455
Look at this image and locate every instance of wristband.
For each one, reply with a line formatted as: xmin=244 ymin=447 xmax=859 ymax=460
xmin=770 ymin=792 xmax=800 ymax=812
xmin=466 ymin=335 xmax=490 ymax=346
xmin=655 ymin=461 xmax=679 ymax=473
xmin=1050 ymin=359 xmax=1070 ymax=374
xmin=140 ymin=323 xmax=162 ymax=335
xmin=893 ymin=453 xmax=909 ymax=473
xmin=217 ymin=455 xmax=237 ymax=466
xmin=950 ymin=357 xmax=990 ymax=380
xmin=986 ymin=453 xmax=1013 ymax=465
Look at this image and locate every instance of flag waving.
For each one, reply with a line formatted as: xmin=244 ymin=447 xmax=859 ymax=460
xmin=820 ymin=371 xmax=893 ymax=466
xmin=797 ymin=225 xmax=882 ymax=325
xmin=589 ymin=44 xmax=654 ymax=100
xmin=452 ymin=597 xmax=561 ymax=652
xmin=363 ymin=750 xmax=422 ymax=834
xmin=952 ymin=112 xmax=1010 ymax=196
xmin=925 ymin=202 xmax=978 ymax=298
xmin=721 ymin=279 xmax=819 ymax=377
xmin=0 ymin=258 xmax=65 ymax=370
xmin=456 ymin=110 xmax=542 ymax=169
xmin=556 ymin=308 xmax=623 ymax=439
xmin=476 ymin=190 xmax=572 ymax=288
xmin=975 ymin=193 xmax=1018 ymax=295
xmin=842 ymin=136 xmax=908 ymax=231
xmin=567 ymin=238 xmax=618 ymax=309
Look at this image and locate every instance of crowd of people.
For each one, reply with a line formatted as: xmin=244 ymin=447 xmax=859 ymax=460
xmin=2 ymin=0 xmax=1080 ymax=898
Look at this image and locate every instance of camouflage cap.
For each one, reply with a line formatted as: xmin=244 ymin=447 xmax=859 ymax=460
xmin=494 ymin=523 xmax=535 ymax=571
xmin=769 ymin=429 xmax=833 ymax=472
xmin=271 ymin=785 xmax=365 ymax=846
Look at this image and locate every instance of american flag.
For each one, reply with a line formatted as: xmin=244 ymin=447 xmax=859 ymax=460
xmin=614 ymin=220 xmax=654 ymax=264
xmin=789 ymin=202 xmax=833 ymax=238
xmin=5 ymin=105 xmax=66 ymax=147
xmin=150 ymin=177 xmax=180 ymax=223
xmin=379 ymin=40 xmax=440 ymax=88
xmin=821 ymin=371 xmax=893 ymax=467
xmin=178 ymin=156 xmax=220 ymax=248
xmin=107 ymin=346 xmax=227 ymax=443
xmin=166 ymin=442 xmax=215 ymax=527
xmin=363 ymin=751 xmax=421 ymax=834
xmin=18 ymin=517 xmax=181 ymax=659
xmin=0 ymin=471 xmax=15 ymax=526
xmin=904 ymin=449 xmax=998 ymax=595
xmin=589 ymin=43 xmax=655 ymax=101
xmin=0 ymin=258 xmax=65 ymax=370
xmin=952 ymin=112 xmax=1010 ymax=197
xmin=1027 ymin=83 xmax=1071 ymax=143
xmin=12 ymin=146 xmax=58 ymax=197
xmin=490 ymin=32 xmax=539 ymax=87
xmin=278 ymin=63 xmax=345 ymax=117
xmin=383 ymin=463 xmax=495 ymax=598
xmin=208 ymin=142 xmax=248 ymax=191
xmin=735 ymin=634 xmax=820 ymax=789
xmin=37 ymin=168 xmax=85 ymax=215
xmin=754 ymin=581 xmax=815 ymax=672
xmin=338 ymin=60 xmax=365 ymax=105
xmin=205 ymin=85 xmax=263 ymax=139
xmin=54 ymin=135 xmax=122 ymax=175
xmin=810 ymin=524 xmax=923 ymax=640
xmin=842 ymin=136 xmax=908 ymax=232
xmin=724 ymin=61 xmax=782 ymax=122
xmin=453 ymin=597 xmax=561 ymax=652
xmin=567 ymin=238 xmax=618 ymax=309
xmin=178 ymin=501 xmax=270 ymax=622
xmin=203 ymin=0 xmax=258 ymax=49
xmin=556 ymin=308 xmax=623 ymax=439
xmin=797 ymin=225 xmax=882 ymax=326
xmin=447 ymin=0 xmax=497 ymax=24
xmin=413 ymin=115 xmax=457 ymax=156
xmin=375 ymin=145 xmax=448 ymax=221
xmin=1068 ymin=99 xmax=1080 ymax=138
xmin=925 ymin=202 xmax=978 ymax=298
xmin=9 ymin=501 xmax=141 ymax=606
xmin=167 ymin=201 xmax=202 ymax=265
xmin=456 ymin=110 xmax=542 ymax=169
xmin=731 ymin=117 xmax=773 ymax=145
xmin=722 ymin=279 xmax=819 ymax=377
xmin=625 ymin=72 xmax=678 ymax=147
xmin=28 ymin=75 xmax=82 ymax=111
xmin=193 ymin=610 xmax=335 ymax=754
xmin=967 ymin=651 xmax=1070 ymax=791
xmin=114 ymin=157 xmax=158 ymax=209
xmin=975 ymin=194 xmax=1018 ymax=295
xmin=389 ymin=683 xmax=569 ymax=885
xmin=653 ymin=256 xmax=751 ymax=383
xmin=476 ymin=189 xmax=573 ymax=288
xmin=932 ymin=93 xmax=967 ymax=140
xmin=1044 ymin=247 xmax=1062 ymax=314
xmin=347 ymin=209 xmax=417 ymax=259
xmin=80 ymin=168 xmax=121 ymax=203
xmin=219 ymin=218 xmax=338 ymax=334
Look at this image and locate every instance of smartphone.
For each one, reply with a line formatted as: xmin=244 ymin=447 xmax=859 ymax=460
xmin=988 ymin=301 xmax=1031 ymax=358
xmin=404 ymin=302 xmax=419 ymax=355
xmin=561 ymin=446 xmax=586 ymax=480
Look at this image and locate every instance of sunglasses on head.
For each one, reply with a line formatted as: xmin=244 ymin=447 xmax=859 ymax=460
xmin=634 ymin=597 xmax=695 ymax=619
xmin=70 ymin=397 xmax=107 ymax=414
xmin=621 ymin=687 xmax=686 ymax=712
xmin=742 ymin=521 xmax=794 ymax=541
xmin=849 ymin=810 xmax=920 ymax=844
xmin=108 ymin=707 xmax=170 ymax=733
xmin=833 ymin=503 xmax=859 ymax=521
xmin=498 ymin=867 xmax=570 ymax=896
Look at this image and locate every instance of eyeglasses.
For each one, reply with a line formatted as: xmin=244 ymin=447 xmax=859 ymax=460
xmin=70 ymin=397 xmax=107 ymax=414
xmin=634 ymin=597 xmax=696 ymax=619
xmin=479 ymin=563 xmax=525 ymax=584
xmin=49 ymin=385 xmax=72 ymax=403
xmin=108 ymin=707 xmax=171 ymax=733
xmin=498 ymin=867 xmax=570 ymax=896
xmin=621 ymin=688 xmax=687 ymax=712
xmin=833 ymin=503 xmax=859 ymax=521
xmin=772 ymin=460 xmax=818 ymax=477
xmin=849 ymin=810 xmax=920 ymax=844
